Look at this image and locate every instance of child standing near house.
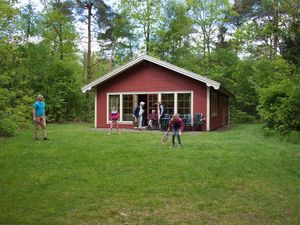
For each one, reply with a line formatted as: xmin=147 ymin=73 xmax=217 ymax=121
xmin=166 ymin=113 xmax=184 ymax=147
xmin=108 ymin=106 xmax=119 ymax=135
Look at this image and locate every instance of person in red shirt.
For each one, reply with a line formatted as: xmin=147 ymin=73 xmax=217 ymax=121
xmin=166 ymin=113 xmax=184 ymax=147
xmin=108 ymin=106 xmax=119 ymax=135
xmin=147 ymin=109 xmax=158 ymax=130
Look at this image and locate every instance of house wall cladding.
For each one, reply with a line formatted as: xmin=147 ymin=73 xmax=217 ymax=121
xmin=210 ymin=90 xmax=229 ymax=130
xmin=96 ymin=61 xmax=208 ymax=129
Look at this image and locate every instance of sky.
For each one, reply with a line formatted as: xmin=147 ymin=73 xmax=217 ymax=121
xmin=17 ymin=0 xmax=118 ymax=51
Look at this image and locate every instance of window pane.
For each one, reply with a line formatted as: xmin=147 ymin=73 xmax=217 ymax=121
xmin=161 ymin=94 xmax=174 ymax=116
xmin=177 ymin=93 xmax=191 ymax=115
xmin=108 ymin=95 xmax=120 ymax=120
xmin=123 ymin=94 xmax=133 ymax=121
xmin=148 ymin=94 xmax=158 ymax=114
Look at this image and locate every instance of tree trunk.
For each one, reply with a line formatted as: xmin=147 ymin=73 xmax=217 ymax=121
xmin=272 ymin=2 xmax=279 ymax=58
xmin=201 ymin=27 xmax=207 ymax=58
xmin=59 ymin=23 xmax=63 ymax=60
xmin=87 ymin=3 xmax=93 ymax=81
xmin=145 ymin=0 xmax=150 ymax=53
xmin=109 ymin=40 xmax=116 ymax=71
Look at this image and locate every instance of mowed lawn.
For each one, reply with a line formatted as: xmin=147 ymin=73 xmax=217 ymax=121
xmin=0 ymin=124 xmax=299 ymax=225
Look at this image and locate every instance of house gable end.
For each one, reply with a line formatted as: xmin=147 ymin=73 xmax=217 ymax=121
xmin=81 ymin=55 xmax=221 ymax=93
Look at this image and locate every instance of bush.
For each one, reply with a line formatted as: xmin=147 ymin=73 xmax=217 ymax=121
xmin=0 ymin=117 xmax=17 ymax=137
xmin=259 ymin=77 xmax=300 ymax=133
xmin=231 ymin=108 xmax=257 ymax=124
xmin=283 ymin=131 xmax=300 ymax=144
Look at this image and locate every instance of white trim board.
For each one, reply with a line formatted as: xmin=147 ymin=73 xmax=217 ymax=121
xmin=206 ymin=87 xmax=210 ymax=131
xmin=94 ymin=91 xmax=97 ymax=128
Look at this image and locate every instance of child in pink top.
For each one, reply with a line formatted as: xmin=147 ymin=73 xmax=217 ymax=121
xmin=108 ymin=106 xmax=119 ymax=135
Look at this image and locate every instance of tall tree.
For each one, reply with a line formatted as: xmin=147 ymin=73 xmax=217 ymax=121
xmin=230 ymin=0 xmax=298 ymax=59
xmin=75 ymin=0 xmax=109 ymax=81
xmin=152 ymin=0 xmax=193 ymax=65
xmin=41 ymin=0 xmax=77 ymax=60
xmin=280 ymin=2 xmax=300 ymax=65
xmin=20 ymin=2 xmax=40 ymax=43
xmin=187 ymin=0 xmax=232 ymax=58
xmin=119 ymin=0 xmax=162 ymax=54
xmin=0 ymin=0 xmax=33 ymax=136
xmin=97 ymin=10 xmax=137 ymax=70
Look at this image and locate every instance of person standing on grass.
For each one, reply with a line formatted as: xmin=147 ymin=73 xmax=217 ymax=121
xmin=159 ymin=102 xmax=165 ymax=130
xmin=166 ymin=113 xmax=184 ymax=147
xmin=134 ymin=101 xmax=145 ymax=130
xmin=33 ymin=94 xmax=48 ymax=140
xmin=108 ymin=106 xmax=119 ymax=135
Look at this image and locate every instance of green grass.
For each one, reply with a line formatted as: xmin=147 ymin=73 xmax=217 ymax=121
xmin=0 ymin=123 xmax=299 ymax=225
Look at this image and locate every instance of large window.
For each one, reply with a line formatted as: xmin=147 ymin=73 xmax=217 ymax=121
xmin=161 ymin=94 xmax=174 ymax=116
xmin=123 ymin=94 xmax=133 ymax=121
xmin=177 ymin=93 xmax=191 ymax=115
xmin=107 ymin=92 xmax=192 ymax=123
xmin=148 ymin=94 xmax=158 ymax=114
xmin=108 ymin=95 xmax=120 ymax=120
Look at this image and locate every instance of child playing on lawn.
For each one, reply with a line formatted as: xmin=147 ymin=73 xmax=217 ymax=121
xmin=166 ymin=113 xmax=184 ymax=147
xmin=108 ymin=106 xmax=119 ymax=135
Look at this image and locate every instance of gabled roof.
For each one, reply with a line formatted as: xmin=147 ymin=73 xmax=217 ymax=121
xmin=82 ymin=54 xmax=221 ymax=93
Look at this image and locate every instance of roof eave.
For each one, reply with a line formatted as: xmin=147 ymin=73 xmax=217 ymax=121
xmin=82 ymin=54 xmax=221 ymax=93
xmin=81 ymin=55 xmax=146 ymax=93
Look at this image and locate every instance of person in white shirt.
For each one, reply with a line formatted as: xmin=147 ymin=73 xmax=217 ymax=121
xmin=159 ymin=102 xmax=165 ymax=130
xmin=134 ymin=101 xmax=145 ymax=130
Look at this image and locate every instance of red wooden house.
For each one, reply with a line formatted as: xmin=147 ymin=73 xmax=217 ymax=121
xmin=82 ymin=54 xmax=231 ymax=131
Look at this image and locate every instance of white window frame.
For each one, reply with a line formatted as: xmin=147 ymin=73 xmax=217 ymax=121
xmin=177 ymin=92 xmax=193 ymax=116
xmin=106 ymin=91 xmax=193 ymax=125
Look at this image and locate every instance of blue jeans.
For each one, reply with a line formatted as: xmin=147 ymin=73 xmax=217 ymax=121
xmin=172 ymin=128 xmax=182 ymax=145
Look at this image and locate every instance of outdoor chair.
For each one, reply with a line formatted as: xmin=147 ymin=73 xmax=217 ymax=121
xmin=160 ymin=114 xmax=171 ymax=130
xmin=183 ymin=114 xmax=192 ymax=130
xmin=195 ymin=113 xmax=204 ymax=125
xmin=195 ymin=113 xmax=205 ymax=129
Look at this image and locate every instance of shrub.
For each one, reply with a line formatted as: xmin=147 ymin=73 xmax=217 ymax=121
xmin=0 ymin=117 xmax=17 ymax=137
xmin=231 ymin=108 xmax=257 ymax=124
xmin=259 ymin=77 xmax=300 ymax=133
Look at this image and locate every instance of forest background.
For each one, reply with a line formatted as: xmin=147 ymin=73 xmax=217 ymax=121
xmin=0 ymin=0 xmax=299 ymax=137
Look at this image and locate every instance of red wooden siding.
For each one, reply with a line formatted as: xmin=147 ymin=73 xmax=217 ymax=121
xmin=96 ymin=61 xmax=207 ymax=129
xmin=210 ymin=89 xmax=229 ymax=130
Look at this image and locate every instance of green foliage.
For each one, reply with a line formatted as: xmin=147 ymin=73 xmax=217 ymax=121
xmin=46 ymin=60 xmax=84 ymax=122
xmin=0 ymin=2 xmax=34 ymax=136
xmin=119 ymin=0 xmax=162 ymax=53
xmin=231 ymin=60 xmax=258 ymax=116
xmin=231 ymin=107 xmax=257 ymax=124
xmin=259 ymin=76 xmax=300 ymax=133
xmin=0 ymin=116 xmax=17 ymax=137
xmin=151 ymin=1 xmax=193 ymax=63
xmin=280 ymin=18 xmax=300 ymax=65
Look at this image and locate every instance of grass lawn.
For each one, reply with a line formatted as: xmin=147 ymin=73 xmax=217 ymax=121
xmin=0 ymin=123 xmax=299 ymax=225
